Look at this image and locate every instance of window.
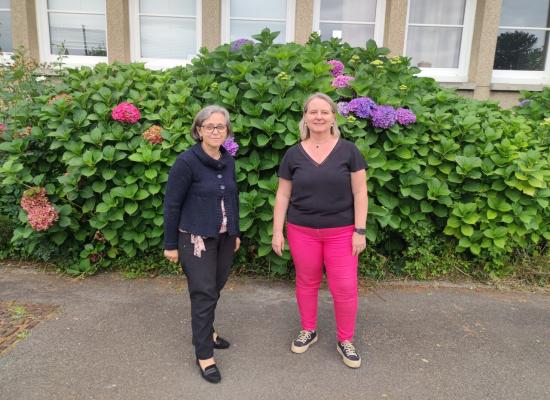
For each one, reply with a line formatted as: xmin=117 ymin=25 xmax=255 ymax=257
xmin=312 ymin=0 xmax=385 ymax=47
xmin=492 ymin=0 xmax=550 ymax=84
xmin=0 ymin=0 xmax=12 ymax=55
xmin=404 ymin=0 xmax=477 ymax=82
xmin=36 ymin=0 xmax=107 ymax=66
xmin=129 ymin=0 xmax=201 ymax=69
xmin=221 ymin=0 xmax=295 ymax=44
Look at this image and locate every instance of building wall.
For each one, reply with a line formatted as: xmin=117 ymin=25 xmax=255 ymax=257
xmin=6 ymin=0 xmax=547 ymax=107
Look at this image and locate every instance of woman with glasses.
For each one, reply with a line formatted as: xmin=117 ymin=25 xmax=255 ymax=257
xmin=163 ymin=105 xmax=240 ymax=384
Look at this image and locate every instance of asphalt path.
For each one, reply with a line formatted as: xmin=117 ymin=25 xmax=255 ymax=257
xmin=1 ymin=266 xmax=549 ymax=400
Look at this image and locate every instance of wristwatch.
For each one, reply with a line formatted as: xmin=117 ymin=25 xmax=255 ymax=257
xmin=354 ymin=227 xmax=366 ymax=235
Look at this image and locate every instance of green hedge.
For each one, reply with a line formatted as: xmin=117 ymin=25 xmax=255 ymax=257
xmin=0 ymin=31 xmax=548 ymax=276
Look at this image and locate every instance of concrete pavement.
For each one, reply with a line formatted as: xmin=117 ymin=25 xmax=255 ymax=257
xmin=0 ymin=266 xmax=549 ymax=400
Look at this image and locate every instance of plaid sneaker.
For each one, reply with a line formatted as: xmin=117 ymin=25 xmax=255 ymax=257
xmin=291 ymin=330 xmax=318 ymax=354
xmin=337 ymin=341 xmax=361 ymax=368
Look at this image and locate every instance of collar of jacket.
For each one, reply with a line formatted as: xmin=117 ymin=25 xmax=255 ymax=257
xmin=191 ymin=143 xmax=229 ymax=171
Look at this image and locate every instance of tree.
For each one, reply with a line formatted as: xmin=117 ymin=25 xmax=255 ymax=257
xmin=493 ymin=31 xmax=545 ymax=71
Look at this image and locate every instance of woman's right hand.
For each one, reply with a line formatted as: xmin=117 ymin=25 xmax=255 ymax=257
xmin=272 ymin=231 xmax=285 ymax=256
xmin=164 ymin=249 xmax=179 ymax=263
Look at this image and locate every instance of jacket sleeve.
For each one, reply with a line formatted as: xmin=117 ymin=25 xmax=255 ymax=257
xmin=163 ymin=157 xmax=192 ymax=250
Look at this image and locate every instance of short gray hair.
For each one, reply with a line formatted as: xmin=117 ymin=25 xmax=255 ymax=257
xmin=298 ymin=93 xmax=341 ymax=141
xmin=190 ymin=105 xmax=233 ymax=142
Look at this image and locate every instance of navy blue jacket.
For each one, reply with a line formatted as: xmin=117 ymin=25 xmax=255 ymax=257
xmin=163 ymin=143 xmax=240 ymax=250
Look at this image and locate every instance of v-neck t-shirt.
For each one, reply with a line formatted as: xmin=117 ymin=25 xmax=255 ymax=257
xmin=277 ymin=139 xmax=368 ymax=228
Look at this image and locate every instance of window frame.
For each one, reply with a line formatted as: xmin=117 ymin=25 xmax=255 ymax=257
xmin=404 ymin=0 xmax=477 ymax=82
xmin=129 ymin=0 xmax=202 ymax=69
xmin=0 ymin=0 xmax=13 ymax=61
xmin=311 ymin=0 xmax=386 ymax=46
xmin=221 ymin=0 xmax=296 ymax=44
xmin=492 ymin=5 xmax=550 ymax=85
xmin=35 ymin=0 xmax=108 ymax=66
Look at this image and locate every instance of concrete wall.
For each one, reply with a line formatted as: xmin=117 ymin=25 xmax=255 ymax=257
xmin=106 ymin=0 xmax=131 ymax=63
xmin=295 ymin=0 xmax=314 ymax=44
xmin=384 ymin=0 xmax=407 ymax=56
xmin=10 ymin=0 xmax=39 ymax=59
xmin=202 ymin=0 xmax=222 ymax=50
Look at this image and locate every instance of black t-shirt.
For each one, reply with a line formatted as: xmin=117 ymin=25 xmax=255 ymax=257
xmin=277 ymin=139 xmax=368 ymax=228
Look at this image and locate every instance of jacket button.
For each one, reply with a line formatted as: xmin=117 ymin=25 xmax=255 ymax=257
xmin=217 ymin=174 xmax=222 ymax=179
xmin=220 ymin=185 xmax=225 ymax=190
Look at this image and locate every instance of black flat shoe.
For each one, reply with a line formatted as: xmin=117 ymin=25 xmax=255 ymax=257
xmin=213 ymin=335 xmax=231 ymax=349
xmin=196 ymin=359 xmax=221 ymax=384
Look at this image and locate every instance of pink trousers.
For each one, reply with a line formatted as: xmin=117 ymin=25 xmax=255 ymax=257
xmin=287 ymin=223 xmax=358 ymax=342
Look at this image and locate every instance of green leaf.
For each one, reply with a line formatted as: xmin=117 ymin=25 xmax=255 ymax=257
xmin=144 ymin=169 xmax=157 ymax=179
xmin=96 ymin=202 xmax=111 ymax=213
xmin=52 ymin=231 xmax=68 ymax=245
xmin=395 ymin=147 xmax=413 ymax=159
xmin=460 ymin=225 xmax=474 ymax=237
xmin=256 ymin=134 xmax=270 ymax=147
xmin=92 ymin=181 xmax=107 ymax=192
xmin=102 ymin=169 xmax=116 ymax=180
xmin=487 ymin=209 xmax=498 ymax=220
xmin=125 ymin=202 xmax=138 ymax=215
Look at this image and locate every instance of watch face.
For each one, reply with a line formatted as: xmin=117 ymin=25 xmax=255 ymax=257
xmin=354 ymin=228 xmax=366 ymax=235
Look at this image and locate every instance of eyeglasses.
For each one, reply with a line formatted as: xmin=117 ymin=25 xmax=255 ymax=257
xmin=201 ymin=124 xmax=227 ymax=134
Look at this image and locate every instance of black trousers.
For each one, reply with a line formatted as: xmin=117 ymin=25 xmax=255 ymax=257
xmin=178 ymin=232 xmax=236 ymax=360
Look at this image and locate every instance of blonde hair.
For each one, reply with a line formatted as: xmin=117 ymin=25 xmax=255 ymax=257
xmin=298 ymin=93 xmax=341 ymax=140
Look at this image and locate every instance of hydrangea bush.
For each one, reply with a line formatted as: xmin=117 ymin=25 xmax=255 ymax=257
xmin=0 ymin=29 xmax=548 ymax=277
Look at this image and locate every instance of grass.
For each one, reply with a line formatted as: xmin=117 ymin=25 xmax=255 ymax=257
xmin=8 ymin=304 xmax=28 ymax=320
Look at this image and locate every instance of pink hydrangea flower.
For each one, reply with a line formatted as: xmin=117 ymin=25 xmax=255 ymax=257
xmin=111 ymin=102 xmax=141 ymax=124
xmin=143 ymin=125 xmax=163 ymax=144
xmin=331 ymin=75 xmax=355 ymax=88
xmin=26 ymin=204 xmax=59 ymax=231
xmin=20 ymin=187 xmax=59 ymax=231
xmin=327 ymin=59 xmax=344 ymax=77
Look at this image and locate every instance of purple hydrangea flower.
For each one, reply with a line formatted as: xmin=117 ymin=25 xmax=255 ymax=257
xmin=327 ymin=59 xmax=345 ymax=77
xmin=396 ymin=108 xmax=416 ymax=126
xmin=230 ymin=38 xmax=253 ymax=51
xmin=348 ymin=97 xmax=376 ymax=119
xmin=222 ymin=137 xmax=239 ymax=156
xmin=331 ymin=75 xmax=355 ymax=88
xmin=337 ymin=102 xmax=350 ymax=116
xmin=371 ymin=105 xmax=397 ymax=129
xmin=517 ymin=99 xmax=531 ymax=107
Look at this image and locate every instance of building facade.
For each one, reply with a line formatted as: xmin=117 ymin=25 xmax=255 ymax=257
xmin=1 ymin=0 xmax=549 ymax=107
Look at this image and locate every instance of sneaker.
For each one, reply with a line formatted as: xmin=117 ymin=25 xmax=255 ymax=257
xmin=291 ymin=330 xmax=318 ymax=353
xmin=337 ymin=341 xmax=361 ymax=368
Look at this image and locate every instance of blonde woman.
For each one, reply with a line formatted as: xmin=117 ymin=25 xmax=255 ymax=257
xmin=272 ymin=93 xmax=368 ymax=368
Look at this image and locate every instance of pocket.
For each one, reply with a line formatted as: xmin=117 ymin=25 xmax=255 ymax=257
xmin=178 ymin=232 xmax=190 ymax=251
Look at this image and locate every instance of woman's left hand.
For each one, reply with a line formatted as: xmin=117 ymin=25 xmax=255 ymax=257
xmin=234 ymin=237 xmax=241 ymax=252
xmin=352 ymin=232 xmax=366 ymax=256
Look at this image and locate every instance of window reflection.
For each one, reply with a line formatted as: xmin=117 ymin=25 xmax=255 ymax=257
xmin=46 ymin=1 xmax=107 ymax=57
xmin=493 ymin=0 xmax=550 ymax=71
xmin=0 ymin=0 xmax=11 ymax=53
